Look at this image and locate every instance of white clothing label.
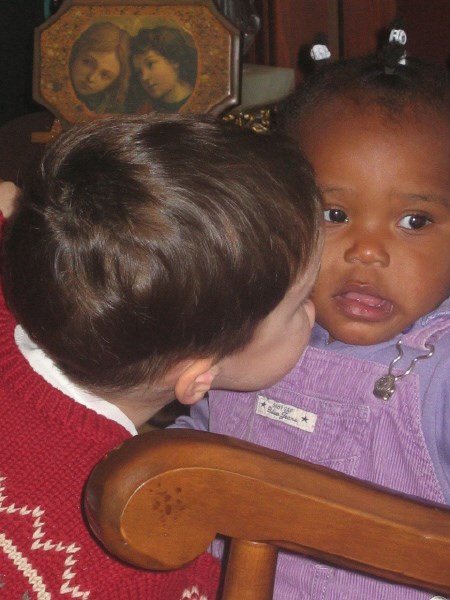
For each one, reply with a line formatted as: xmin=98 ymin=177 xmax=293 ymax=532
xmin=256 ymin=395 xmax=317 ymax=433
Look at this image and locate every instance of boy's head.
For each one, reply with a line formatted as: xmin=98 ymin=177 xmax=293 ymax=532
xmin=2 ymin=115 xmax=322 ymax=419
xmin=280 ymin=42 xmax=450 ymax=346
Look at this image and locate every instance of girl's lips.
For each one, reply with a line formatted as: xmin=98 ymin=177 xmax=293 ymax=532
xmin=334 ymin=290 xmax=394 ymax=322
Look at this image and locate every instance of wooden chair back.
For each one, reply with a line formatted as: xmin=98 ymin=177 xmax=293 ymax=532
xmin=85 ymin=429 xmax=450 ymax=600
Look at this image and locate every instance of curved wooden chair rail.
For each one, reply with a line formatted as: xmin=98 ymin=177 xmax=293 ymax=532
xmin=84 ymin=429 xmax=450 ymax=600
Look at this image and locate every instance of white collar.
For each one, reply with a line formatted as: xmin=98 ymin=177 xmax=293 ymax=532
xmin=14 ymin=325 xmax=137 ymax=435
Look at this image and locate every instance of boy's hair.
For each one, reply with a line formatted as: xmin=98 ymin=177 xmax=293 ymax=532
xmin=130 ymin=27 xmax=197 ymax=86
xmin=279 ymin=31 xmax=450 ymax=130
xmin=2 ymin=115 xmax=321 ymax=392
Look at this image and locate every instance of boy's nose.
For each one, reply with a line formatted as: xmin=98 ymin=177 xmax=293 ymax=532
xmin=344 ymin=235 xmax=390 ymax=267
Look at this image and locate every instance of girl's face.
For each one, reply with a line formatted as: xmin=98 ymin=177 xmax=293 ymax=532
xmin=72 ymin=49 xmax=121 ymax=96
xmin=300 ymin=101 xmax=450 ymax=345
xmin=132 ymin=50 xmax=180 ymax=102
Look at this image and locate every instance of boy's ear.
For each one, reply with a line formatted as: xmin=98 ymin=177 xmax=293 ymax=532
xmin=174 ymin=358 xmax=218 ymax=405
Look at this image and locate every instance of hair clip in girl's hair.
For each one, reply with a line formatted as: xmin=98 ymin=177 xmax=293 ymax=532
xmin=389 ymin=27 xmax=407 ymax=64
xmin=310 ymin=43 xmax=331 ymax=62
xmin=310 ymin=33 xmax=331 ymax=64
xmin=386 ymin=18 xmax=407 ymax=67
xmin=389 ymin=28 xmax=407 ymax=46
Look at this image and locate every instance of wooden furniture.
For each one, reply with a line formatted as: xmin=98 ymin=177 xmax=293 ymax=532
xmin=0 ymin=111 xmax=53 ymax=183
xmin=85 ymin=429 xmax=450 ymax=600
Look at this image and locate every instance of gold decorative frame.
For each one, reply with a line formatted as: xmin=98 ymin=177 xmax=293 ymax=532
xmin=33 ymin=0 xmax=241 ymax=127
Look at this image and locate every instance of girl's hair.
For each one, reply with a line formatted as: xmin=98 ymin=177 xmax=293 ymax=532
xmin=130 ymin=26 xmax=198 ymax=87
xmin=279 ymin=24 xmax=450 ymax=130
xmin=2 ymin=114 xmax=322 ymax=393
xmin=70 ymin=22 xmax=131 ymax=112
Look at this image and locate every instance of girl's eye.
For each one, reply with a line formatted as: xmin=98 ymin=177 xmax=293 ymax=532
xmin=324 ymin=208 xmax=348 ymax=223
xmin=101 ymin=71 xmax=113 ymax=81
xmin=398 ymin=214 xmax=431 ymax=230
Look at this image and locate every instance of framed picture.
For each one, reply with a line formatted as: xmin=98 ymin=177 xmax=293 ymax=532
xmin=33 ymin=0 xmax=241 ymax=127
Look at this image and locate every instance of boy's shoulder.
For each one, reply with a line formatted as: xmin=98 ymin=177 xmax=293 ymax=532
xmin=0 ymin=334 xmax=220 ymax=599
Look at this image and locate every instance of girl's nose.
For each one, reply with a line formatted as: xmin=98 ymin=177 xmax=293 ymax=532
xmin=140 ymin=69 xmax=150 ymax=82
xmin=344 ymin=234 xmax=390 ymax=267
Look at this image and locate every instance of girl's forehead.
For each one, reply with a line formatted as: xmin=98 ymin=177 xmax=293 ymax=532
xmin=299 ymin=98 xmax=449 ymax=153
xmin=299 ymin=102 xmax=449 ymax=201
xmin=304 ymin=92 xmax=446 ymax=125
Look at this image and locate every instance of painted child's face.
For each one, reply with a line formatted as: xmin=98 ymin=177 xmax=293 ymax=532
xmin=300 ymin=100 xmax=450 ymax=345
xmin=132 ymin=50 xmax=179 ymax=102
xmin=213 ymin=249 xmax=321 ymax=391
xmin=71 ymin=49 xmax=121 ymax=96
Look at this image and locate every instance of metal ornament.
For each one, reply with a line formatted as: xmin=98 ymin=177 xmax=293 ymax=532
xmin=373 ymin=340 xmax=435 ymax=401
xmin=373 ymin=374 xmax=397 ymax=400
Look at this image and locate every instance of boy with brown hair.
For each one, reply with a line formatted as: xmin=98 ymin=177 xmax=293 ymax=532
xmin=0 ymin=114 xmax=322 ymax=599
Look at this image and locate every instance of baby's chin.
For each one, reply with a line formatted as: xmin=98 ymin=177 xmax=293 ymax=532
xmin=323 ymin=322 xmax=404 ymax=347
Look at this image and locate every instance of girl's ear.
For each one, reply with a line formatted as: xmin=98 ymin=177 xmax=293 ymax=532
xmin=174 ymin=358 xmax=219 ymax=405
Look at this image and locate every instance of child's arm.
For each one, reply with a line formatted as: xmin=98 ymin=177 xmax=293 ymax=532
xmin=0 ymin=181 xmax=20 ymax=218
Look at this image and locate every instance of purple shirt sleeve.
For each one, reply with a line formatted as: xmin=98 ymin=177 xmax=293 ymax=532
xmin=168 ymin=396 xmax=210 ymax=431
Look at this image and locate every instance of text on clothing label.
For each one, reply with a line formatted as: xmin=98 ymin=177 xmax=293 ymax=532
xmin=256 ymin=395 xmax=317 ymax=433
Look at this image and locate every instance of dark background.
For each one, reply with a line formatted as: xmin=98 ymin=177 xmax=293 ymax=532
xmin=1 ymin=1 xmax=45 ymax=126
xmin=0 ymin=0 xmax=449 ymax=127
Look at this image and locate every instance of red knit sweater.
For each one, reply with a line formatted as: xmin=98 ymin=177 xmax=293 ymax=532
xmin=0 ymin=215 xmax=220 ymax=599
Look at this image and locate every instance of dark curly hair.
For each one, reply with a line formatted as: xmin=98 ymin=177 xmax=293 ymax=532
xmin=279 ymin=25 xmax=450 ymax=130
xmin=130 ymin=26 xmax=197 ymax=87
